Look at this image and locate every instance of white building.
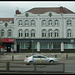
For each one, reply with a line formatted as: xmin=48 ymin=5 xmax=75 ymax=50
xmin=0 ymin=6 xmax=75 ymax=53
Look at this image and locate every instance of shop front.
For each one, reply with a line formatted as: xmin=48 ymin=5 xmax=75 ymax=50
xmin=1 ymin=38 xmax=14 ymax=52
xmin=16 ymin=38 xmax=75 ymax=53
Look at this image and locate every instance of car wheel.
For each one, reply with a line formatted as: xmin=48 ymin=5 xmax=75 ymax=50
xmin=29 ymin=61 xmax=33 ymax=64
xmin=49 ymin=60 xmax=54 ymax=64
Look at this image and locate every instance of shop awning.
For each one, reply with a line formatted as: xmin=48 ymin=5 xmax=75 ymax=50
xmin=2 ymin=38 xmax=14 ymax=43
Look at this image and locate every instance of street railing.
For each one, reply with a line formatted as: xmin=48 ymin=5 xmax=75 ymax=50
xmin=0 ymin=60 xmax=65 ymax=73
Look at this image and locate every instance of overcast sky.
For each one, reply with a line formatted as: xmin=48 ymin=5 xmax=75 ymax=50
xmin=0 ymin=1 xmax=75 ymax=18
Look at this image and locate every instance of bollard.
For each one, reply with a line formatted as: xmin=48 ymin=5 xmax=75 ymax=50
xmin=7 ymin=61 xmax=9 ymax=71
xmin=55 ymin=55 xmax=57 ymax=58
xmin=66 ymin=54 xmax=68 ymax=59
xmin=12 ymin=56 xmax=14 ymax=61
xmin=34 ymin=64 xmax=36 ymax=71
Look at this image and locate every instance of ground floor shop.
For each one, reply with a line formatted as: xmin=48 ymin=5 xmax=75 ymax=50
xmin=15 ymin=38 xmax=75 ymax=53
xmin=1 ymin=38 xmax=14 ymax=52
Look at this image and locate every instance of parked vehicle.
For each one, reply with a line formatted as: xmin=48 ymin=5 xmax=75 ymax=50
xmin=24 ymin=54 xmax=58 ymax=64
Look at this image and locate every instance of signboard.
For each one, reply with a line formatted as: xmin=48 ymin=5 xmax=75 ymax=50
xmin=2 ymin=38 xmax=14 ymax=43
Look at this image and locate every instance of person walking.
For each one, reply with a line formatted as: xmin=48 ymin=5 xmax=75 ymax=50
xmin=11 ymin=47 xmax=13 ymax=53
xmin=1 ymin=48 xmax=4 ymax=55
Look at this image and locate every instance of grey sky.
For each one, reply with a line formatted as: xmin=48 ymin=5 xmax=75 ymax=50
xmin=0 ymin=1 xmax=75 ymax=18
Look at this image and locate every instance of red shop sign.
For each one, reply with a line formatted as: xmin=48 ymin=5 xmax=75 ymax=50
xmin=2 ymin=38 xmax=14 ymax=43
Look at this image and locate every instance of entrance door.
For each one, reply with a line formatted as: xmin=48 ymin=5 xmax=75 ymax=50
xmin=17 ymin=44 xmax=20 ymax=52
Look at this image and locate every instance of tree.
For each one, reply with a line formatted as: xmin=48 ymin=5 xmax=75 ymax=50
xmin=5 ymin=22 xmax=8 ymax=27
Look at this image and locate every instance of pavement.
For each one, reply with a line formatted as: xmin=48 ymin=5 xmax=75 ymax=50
xmin=0 ymin=53 xmax=75 ymax=61
xmin=0 ymin=53 xmax=75 ymax=74
xmin=0 ymin=71 xmax=74 ymax=74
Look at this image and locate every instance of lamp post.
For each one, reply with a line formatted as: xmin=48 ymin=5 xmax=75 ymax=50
xmin=31 ymin=40 xmax=34 ymax=56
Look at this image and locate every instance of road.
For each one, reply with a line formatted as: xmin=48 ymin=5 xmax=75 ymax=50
xmin=0 ymin=59 xmax=75 ymax=73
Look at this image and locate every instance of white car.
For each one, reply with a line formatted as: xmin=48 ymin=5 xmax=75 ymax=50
xmin=24 ymin=54 xmax=58 ymax=64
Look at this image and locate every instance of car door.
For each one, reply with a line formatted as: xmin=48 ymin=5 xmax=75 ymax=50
xmin=33 ymin=55 xmax=39 ymax=63
xmin=39 ymin=55 xmax=48 ymax=63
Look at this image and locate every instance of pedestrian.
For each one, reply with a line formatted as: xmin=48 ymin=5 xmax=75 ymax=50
xmin=1 ymin=48 xmax=4 ymax=55
xmin=11 ymin=47 xmax=13 ymax=53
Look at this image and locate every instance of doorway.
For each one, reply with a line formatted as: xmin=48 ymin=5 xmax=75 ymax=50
xmin=17 ymin=44 xmax=20 ymax=52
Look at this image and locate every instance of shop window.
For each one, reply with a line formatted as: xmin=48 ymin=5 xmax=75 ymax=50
xmin=20 ymin=42 xmax=24 ymax=49
xmin=40 ymin=42 xmax=48 ymax=49
xmin=53 ymin=43 xmax=61 ymax=49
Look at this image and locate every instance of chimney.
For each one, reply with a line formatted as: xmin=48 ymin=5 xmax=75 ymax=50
xmin=16 ymin=10 xmax=21 ymax=14
xmin=60 ymin=6 xmax=63 ymax=13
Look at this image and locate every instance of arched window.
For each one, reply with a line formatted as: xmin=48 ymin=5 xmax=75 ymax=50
xmin=41 ymin=20 xmax=46 ymax=26
xmin=0 ymin=21 xmax=3 ymax=24
xmin=67 ymin=19 xmax=72 ymax=26
xmin=48 ymin=29 xmax=53 ymax=37
xmin=1 ymin=29 xmax=4 ymax=37
xmin=18 ymin=29 xmax=23 ymax=37
xmin=25 ymin=29 xmax=29 ymax=37
xmin=18 ymin=20 xmax=23 ymax=25
xmin=31 ymin=20 xmax=36 ymax=26
xmin=25 ymin=20 xmax=29 ymax=25
xmin=42 ymin=29 xmax=46 ymax=37
xmin=54 ymin=29 xmax=59 ymax=37
xmin=8 ymin=29 xmax=12 ymax=37
xmin=55 ymin=20 xmax=59 ymax=25
xmin=48 ymin=20 xmax=52 ymax=25
xmin=67 ymin=29 xmax=72 ymax=37
xmin=31 ymin=29 xmax=35 ymax=37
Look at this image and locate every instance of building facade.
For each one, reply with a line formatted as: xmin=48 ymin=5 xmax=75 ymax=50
xmin=0 ymin=6 xmax=75 ymax=52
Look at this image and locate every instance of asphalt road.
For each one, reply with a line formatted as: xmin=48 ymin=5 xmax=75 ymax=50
xmin=0 ymin=59 xmax=75 ymax=73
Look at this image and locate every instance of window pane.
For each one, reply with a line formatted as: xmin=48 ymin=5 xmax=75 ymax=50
xmin=20 ymin=42 xmax=24 ymax=49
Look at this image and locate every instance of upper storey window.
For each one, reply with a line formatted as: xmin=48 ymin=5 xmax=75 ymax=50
xmin=48 ymin=20 xmax=52 ymax=26
xmin=0 ymin=21 xmax=3 ymax=24
xmin=67 ymin=29 xmax=72 ymax=37
xmin=67 ymin=19 xmax=72 ymax=26
xmin=18 ymin=20 xmax=23 ymax=26
xmin=54 ymin=29 xmax=59 ymax=37
xmin=18 ymin=29 xmax=23 ymax=37
xmin=41 ymin=20 xmax=46 ymax=26
xmin=9 ymin=20 xmax=13 ymax=24
xmin=42 ymin=29 xmax=46 ymax=37
xmin=31 ymin=20 xmax=36 ymax=26
xmin=1 ymin=29 xmax=4 ymax=37
xmin=54 ymin=20 xmax=59 ymax=26
xmin=25 ymin=20 xmax=29 ymax=25
xmin=8 ymin=29 xmax=12 ymax=37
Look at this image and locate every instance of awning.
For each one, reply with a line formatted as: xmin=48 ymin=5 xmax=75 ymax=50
xmin=2 ymin=38 xmax=14 ymax=43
